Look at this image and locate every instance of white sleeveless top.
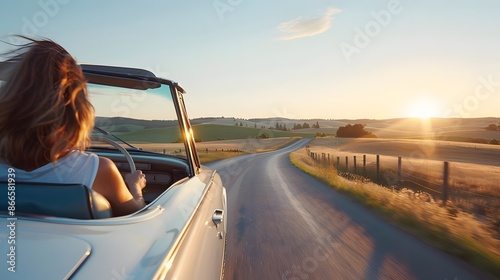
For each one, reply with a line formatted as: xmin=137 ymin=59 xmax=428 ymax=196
xmin=0 ymin=151 xmax=99 ymax=188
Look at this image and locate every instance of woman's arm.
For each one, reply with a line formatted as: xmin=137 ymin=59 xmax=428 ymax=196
xmin=92 ymin=157 xmax=146 ymax=216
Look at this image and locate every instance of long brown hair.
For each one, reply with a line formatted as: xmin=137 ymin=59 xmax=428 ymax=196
xmin=0 ymin=38 xmax=94 ymax=170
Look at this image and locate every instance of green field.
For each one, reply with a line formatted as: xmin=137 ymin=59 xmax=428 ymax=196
xmin=117 ymin=124 xmax=313 ymax=143
xmin=191 ymin=124 xmax=313 ymax=141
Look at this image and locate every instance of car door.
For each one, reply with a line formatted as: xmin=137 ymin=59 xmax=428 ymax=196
xmin=164 ymin=173 xmax=226 ymax=279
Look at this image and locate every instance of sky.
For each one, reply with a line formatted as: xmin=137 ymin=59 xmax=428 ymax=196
xmin=1 ymin=0 xmax=500 ymax=120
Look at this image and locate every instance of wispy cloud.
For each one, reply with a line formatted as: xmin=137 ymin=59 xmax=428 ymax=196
xmin=277 ymin=8 xmax=342 ymax=40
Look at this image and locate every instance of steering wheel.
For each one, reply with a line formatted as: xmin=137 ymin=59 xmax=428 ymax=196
xmin=90 ymin=136 xmax=136 ymax=173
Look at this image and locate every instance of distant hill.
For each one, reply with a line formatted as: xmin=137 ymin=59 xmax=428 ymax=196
xmin=95 ymin=116 xmax=178 ymax=131
xmin=116 ymin=124 xmax=314 ymax=143
xmin=114 ymin=127 xmax=181 ymax=143
xmin=191 ymin=124 xmax=313 ymax=141
xmin=95 ymin=116 xmax=500 ymax=143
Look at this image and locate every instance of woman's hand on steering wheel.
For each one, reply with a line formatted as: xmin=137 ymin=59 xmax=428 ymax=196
xmin=125 ymin=170 xmax=147 ymax=199
xmin=90 ymin=136 xmax=145 ymax=202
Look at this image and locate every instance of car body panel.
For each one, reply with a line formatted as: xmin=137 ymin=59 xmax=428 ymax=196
xmin=0 ymin=230 xmax=91 ymax=278
xmin=163 ymin=170 xmax=226 ymax=280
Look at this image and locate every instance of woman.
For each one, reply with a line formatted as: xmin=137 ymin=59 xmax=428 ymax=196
xmin=0 ymin=38 xmax=146 ymax=216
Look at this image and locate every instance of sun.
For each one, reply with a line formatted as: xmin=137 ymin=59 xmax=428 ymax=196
xmin=409 ymin=96 xmax=439 ymax=119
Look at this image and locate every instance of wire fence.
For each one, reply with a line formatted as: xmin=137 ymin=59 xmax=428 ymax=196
xmin=307 ymin=150 xmax=500 ymax=218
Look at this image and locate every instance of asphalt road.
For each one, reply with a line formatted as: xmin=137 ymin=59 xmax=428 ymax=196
xmin=206 ymin=139 xmax=493 ymax=280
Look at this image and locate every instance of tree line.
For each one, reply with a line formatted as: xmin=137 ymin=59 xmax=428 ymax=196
xmin=485 ymin=123 xmax=500 ymax=131
xmin=336 ymin=124 xmax=376 ymax=138
xmin=266 ymin=121 xmax=322 ymax=131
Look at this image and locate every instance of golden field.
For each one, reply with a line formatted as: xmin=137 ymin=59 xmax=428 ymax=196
xmin=290 ymin=147 xmax=500 ymax=277
xmin=308 ymin=138 xmax=500 ymax=189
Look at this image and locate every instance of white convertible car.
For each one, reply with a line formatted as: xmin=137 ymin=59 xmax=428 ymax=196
xmin=0 ymin=64 xmax=227 ymax=279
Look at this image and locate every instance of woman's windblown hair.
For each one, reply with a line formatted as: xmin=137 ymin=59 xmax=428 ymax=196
xmin=0 ymin=37 xmax=94 ymax=170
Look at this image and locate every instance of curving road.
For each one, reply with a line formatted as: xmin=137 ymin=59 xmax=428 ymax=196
xmin=206 ymin=139 xmax=493 ymax=280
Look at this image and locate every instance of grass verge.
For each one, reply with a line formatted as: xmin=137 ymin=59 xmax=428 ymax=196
xmin=290 ymin=147 xmax=500 ymax=277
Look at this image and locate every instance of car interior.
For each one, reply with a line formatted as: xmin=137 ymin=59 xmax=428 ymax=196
xmin=89 ymin=149 xmax=190 ymax=204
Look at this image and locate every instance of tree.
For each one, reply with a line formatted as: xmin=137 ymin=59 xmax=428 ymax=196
xmin=485 ymin=124 xmax=498 ymax=131
xmin=336 ymin=124 xmax=376 ymax=138
xmin=302 ymin=122 xmax=310 ymax=129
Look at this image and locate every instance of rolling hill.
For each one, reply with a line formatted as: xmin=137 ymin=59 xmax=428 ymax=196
xmin=95 ymin=116 xmax=500 ymax=144
xmin=116 ymin=124 xmax=314 ymax=143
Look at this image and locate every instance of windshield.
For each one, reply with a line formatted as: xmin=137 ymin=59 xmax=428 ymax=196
xmin=87 ymin=82 xmax=186 ymax=157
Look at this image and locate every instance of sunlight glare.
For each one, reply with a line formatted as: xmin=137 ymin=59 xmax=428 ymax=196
xmin=409 ymin=96 xmax=439 ymax=119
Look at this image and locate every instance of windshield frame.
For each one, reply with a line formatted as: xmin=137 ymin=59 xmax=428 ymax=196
xmin=81 ymin=64 xmax=197 ymax=177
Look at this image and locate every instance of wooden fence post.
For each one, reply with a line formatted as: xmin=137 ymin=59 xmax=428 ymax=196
xmin=363 ymin=155 xmax=366 ymax=173
xmin=353 ymin=156 xmax=357 ymax=174
xmin=376 ymin=155 xmax=380 ymax=183
xmin=337 ymin=157 xmax=340 ymax=174
xmin=345 ymin=156 xmax=348 ymax=172
xmin=442 ymin=161 xmax=449 ymax=206
xmin=398 ymin=156 xmax=402 ymax=182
